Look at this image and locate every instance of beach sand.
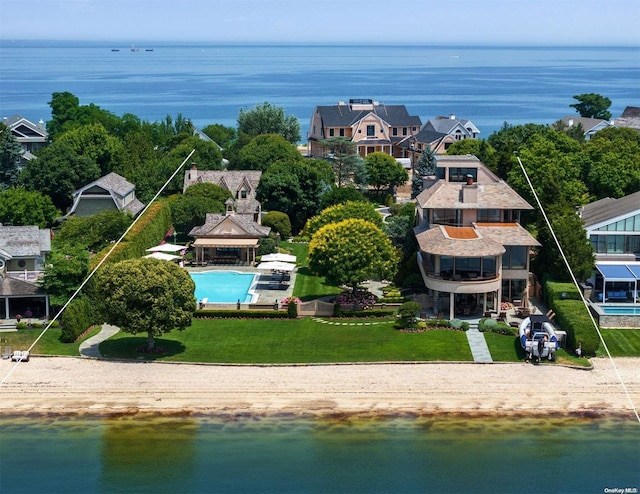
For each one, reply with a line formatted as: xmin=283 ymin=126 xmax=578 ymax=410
xmin=1 ymin=357 xmax=639 ymax=419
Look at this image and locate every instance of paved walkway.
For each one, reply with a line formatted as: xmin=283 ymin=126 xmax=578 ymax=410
xmin=78 ymin=324 xmax=119 ymax=359
xmin=465 ymin=322 xmax=493 ymax=363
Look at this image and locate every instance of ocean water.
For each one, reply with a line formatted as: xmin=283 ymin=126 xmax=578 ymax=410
xmin=1 ymin=415 xmax=638 ymax=494
xmin=1 ymin=42 xmax=639 ymax=140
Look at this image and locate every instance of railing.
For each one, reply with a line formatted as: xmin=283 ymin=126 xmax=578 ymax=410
xmin=6 ymin=270 xmax=43 ymax=282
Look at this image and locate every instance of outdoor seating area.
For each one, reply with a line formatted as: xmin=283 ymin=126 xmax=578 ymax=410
xmin=269 ymin=272 xmax=291 ymax=290
xmin=10 ymin=350 xmax=29 ymax=362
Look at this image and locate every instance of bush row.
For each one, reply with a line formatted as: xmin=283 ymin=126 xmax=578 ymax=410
xmin=90 ymin=200 xmax=173 ymax=270
xmin=194 ymin=309 xmax=290 ymax=319
xmin=545 ymin=280 xmax=599 ymax=356
xmin=61 ymin=296 xmax=102 ymax=343
xmin=333 ymin=308 xmax=396 ymax=318
xmin=479 ymin=318 xmax=516 ymax=335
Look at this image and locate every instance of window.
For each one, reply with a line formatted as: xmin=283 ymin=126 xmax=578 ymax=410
xmin=448 ymin=168 xmax=478 ymax=182
xmin=402 ymin=128 xmax=408 ymax=136
xmin=502 ymin=279 xmax=527 ymax=302
xmin=392 ymin=127 xmax=398 ymax=136
xmin=502 ymin=246 xmax=527 ymax=269
xmin=366 ymin=125 xmax=375 ymax=137
xmin=477 ymin=209 xmax=501 ymax=223
xmin=240 ymin=190 xmax=247 ymax=199
xmin=339 ymin=128 xmax=345 ymax=137
xmin=329 ymin=128 xmax=335 ymax=137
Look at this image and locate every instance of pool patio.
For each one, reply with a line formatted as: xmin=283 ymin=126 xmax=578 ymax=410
xmin=187 ymin=265 xmax=296 ymax=309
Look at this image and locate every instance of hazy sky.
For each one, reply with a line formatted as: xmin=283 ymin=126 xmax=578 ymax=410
xmin=1 ymin=0 xmax=639 ymax=45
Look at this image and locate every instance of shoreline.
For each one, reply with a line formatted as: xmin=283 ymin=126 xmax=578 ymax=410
xmin=1 ymin=356 xmax=638 ymax=420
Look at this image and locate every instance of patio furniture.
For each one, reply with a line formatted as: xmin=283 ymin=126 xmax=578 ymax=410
xmin=11 ymin=350 xmax=29 ymax=362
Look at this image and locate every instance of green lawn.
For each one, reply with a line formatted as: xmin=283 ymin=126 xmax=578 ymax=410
xmin=280 ymin=241 xmax=341 ymax=301
xmin=597 ymin=329 xmax=640 ymax=357
xmin=0 ymin=325 xmax=101 ymax=356
xmin=100 ymin=317 xmax=475 ymax=363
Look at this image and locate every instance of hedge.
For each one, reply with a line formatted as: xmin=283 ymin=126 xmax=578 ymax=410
xmin=479 ymin=317 xmax=516 ymax=335
xmin=545 ymin=280 xmax=600 ymax=356
xmin=90 ymin=200 xmax=173 ymax=270
xmin=194 ymin=310 xmax=289 ymax=319
xmin=61 ymin=296 xmax=102 ymax=343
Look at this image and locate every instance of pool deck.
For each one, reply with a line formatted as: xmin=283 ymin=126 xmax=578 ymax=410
xmin=187 ymin=265 xmax=296 ymax=307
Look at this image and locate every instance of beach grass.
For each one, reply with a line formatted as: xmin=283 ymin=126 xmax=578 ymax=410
xmin=98 ymin=317 xmax=475 ymax=363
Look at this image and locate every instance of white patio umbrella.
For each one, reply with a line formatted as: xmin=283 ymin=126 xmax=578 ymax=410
xmin=144 ymin=252 xmax=182 ymax=261
xmin=146 ymin=243 xmax=186 ymax=253
xmin=256 ymin=261 xmax=296 ymax=272
xmin=260 ymin=253 xmax=297 ymax=263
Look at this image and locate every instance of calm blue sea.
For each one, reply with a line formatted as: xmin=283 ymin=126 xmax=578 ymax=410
xmin=1 ymin=415 xmax=638 ymax=494
xmin=1 ymin=41 xmax=639 ymax=140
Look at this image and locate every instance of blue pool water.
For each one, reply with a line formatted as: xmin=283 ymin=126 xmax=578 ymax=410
xmin=601 ymin=305 xmax=640 ymax=315
xmin=190 ymin=271 xmax=258 ymax=303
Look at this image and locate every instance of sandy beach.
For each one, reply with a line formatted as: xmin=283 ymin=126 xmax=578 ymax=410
xmin=1 ymin=357 xmax=639 ymax=419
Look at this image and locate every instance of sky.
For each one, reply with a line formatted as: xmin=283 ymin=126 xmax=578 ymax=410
xmin=1 ymin=0 xmax=639 ymax=45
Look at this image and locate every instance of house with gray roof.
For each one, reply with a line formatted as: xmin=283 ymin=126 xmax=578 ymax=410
xmin=557 ymin=116 xmax=611 ymax=140
xmin=183 ymin=166 xmax=262 ymax=222
xmin=413 ymin=155 xmax=539 ymax=318
xmin=2 ymin=114 xmax=49 ymax=167
xmin=422 ymin=114 xmax=480 ymax=141
xmin=188 ymin=200 xmax=271 ymax=266
xmin=614 ymin=106 xmax=640 ymax=133
xmin=308 ymin=99 xmax=422 ymax=159
xmin=0 ymin=225 xmax=51 ymax=319
xmin=66 ymin=172 xmax=145 ymax=217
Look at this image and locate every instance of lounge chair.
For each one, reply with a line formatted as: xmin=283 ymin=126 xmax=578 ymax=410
xmin=11 ymin=350 xmax=29 ymax=362
xmin=1 ymin=346 xmax=10 ymax=359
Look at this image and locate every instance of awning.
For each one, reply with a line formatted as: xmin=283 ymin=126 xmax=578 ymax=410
xmin=144 ymin=252 xmax=181 ymax=261
xmin=193 ymin=238 xmax=259 ymax=248
xmin=596 ymin=263 xmax=639 ymax=281
xmin=256 ymin=261 xmax=296 ymax=272
xmin=146 ymin=243 xmax=186 ymax=253
xmin=261 ymin=253 xmax=297 ymax=263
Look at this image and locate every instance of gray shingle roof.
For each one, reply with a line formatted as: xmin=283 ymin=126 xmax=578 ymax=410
xmin=315 ymin=103 xmax=421 ymax=128
xmin=0 ymin=276 xmax=44 ymax=296
xmin=581 ymin=191 xmax=640 ymax=228
xmin=189 ymin=212 xmax=271 ymax=238
xmin=415 ymin=180 xmax=533 ymax=210
xmin=0 ymin=226 xmax=51 ymax=257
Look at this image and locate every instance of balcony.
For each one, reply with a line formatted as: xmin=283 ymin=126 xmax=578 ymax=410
xmin=417 ymin=253 xmax=501 ymax=294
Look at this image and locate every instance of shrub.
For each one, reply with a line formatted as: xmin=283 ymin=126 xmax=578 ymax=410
xmin=61 ymin=296 xmax=100 ymax=343
xmin=479 ymin=317 xmax=515 ymax=335
xmin=334 ymin=290 xmax=376 ymax=309
xmin=397 ymin=301 xmax=421 ymax=327
xmin=262 ymin=211 xmax=292 ymax=239
xmin=545 ymin=280 xmax=599 ymax=356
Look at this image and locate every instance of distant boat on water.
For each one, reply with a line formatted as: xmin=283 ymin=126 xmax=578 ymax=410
xmin=131 ymin=44 xmax=139 ymax=52
xmin=111 ymin=48 xmax=120 ymax=52
xmin=145 ymin=48 xmax=154 ymax=52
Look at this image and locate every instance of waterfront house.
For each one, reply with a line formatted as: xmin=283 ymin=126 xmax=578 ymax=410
xmin=614 ymin=106 xmax=640 ymax=133
xmin=422 ymin=115 xmax=480 ymax=141
xmin=413 ymin=155 xmax=539 ymax=318
xmin=307 ymin=99 xmax=422 ymax=159
xmin=557 ymin=116 xmax=611 ymax=140
xmin=2 ymin=114 xmax=49 ymax=167
xmin=67 ymin=172 xmax=145 ymax=217
xmin=580 ymin=191 xmax=640 ymax=303
xmin=0 ymin=225 xmax=51 ymax=319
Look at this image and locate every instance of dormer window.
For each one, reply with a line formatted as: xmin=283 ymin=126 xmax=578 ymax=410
xmin=366 ymin=125 xmax=375 ymax=137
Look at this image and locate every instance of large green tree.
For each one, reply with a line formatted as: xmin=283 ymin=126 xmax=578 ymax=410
xmin=308 ymin=218 xmax=398 ymax=290
xmin=412 ymin=146 xmax=437 ymax=198
xmin=96 ymin=258 xmax=196 ymax=352
xmin=39 ymin=245 xmax=90 ymax=308
xmin=320 ymin=137 xmax=368 ymax=188
xmin=0 ymin=187 xmax=60 ymax=227
xmin=238 ymin=133 xmax=302 ymax=171
xmin=170 ymin=182 xmax=231 ymax=235
xmin=202 ymin=123 xmax=237 ymax=149
xmin=364 ymin=152 xmax=408 ymax=194
xmin=56 ymin=122 xmax=124 ymax=175
xmin=55 ymin=210 xmax=133 ymax=252
xmin=19 ymin=141 xmax=100 ymax=212
xmin=302 ymin=200 xmax=383 ymax=239
xmin=237 ymin=101 xmax=301 ymax=144
xmin=570 ymin=93 xmax=612 ymax=120
xmin=257 ymin=159 xmax=333 ymax=234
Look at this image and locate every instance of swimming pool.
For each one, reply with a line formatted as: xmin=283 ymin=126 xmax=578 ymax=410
xmin=600 ymin=305 xmax=640 ymax=315
xmin=190 ymin=271 xmax=258 ymax=304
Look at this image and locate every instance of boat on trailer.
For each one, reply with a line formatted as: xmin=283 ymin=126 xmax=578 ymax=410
xmin=518 ymin=314 xmax=559 ymax=363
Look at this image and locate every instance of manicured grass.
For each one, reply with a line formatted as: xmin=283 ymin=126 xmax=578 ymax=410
xmin=0 ymin=326 xmax=101 ymax=356
xmin=99 ymin=317 xmax=474 ymax=363
xmin=483 ymin=332 xmax=523 ymax=362
xmin=280 ymin=241 xmax=341 ymax=301
xmin=597 ymin=329 xmax=640 ymax=357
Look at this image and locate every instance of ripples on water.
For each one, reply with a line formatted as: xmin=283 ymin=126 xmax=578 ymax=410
xmin=1 ymin=414 xmax=638 ymax=493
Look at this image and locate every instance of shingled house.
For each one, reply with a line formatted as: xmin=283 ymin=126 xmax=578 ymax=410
xmin=307 ymin=99 xmax=422 ymax=158
xmin=413 ymin=155 xmax=539 ymax=318
xmin=66 ymin=172 xmax=145 ymax=217
xmin=0 ymin=225 xmax=51 ymax=319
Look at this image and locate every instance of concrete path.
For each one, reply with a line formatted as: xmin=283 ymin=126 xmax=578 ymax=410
xmin=465 ymin=322 xmax=493 ymax=363
xmin=78 ymin=324 xmax=119 ymax=359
